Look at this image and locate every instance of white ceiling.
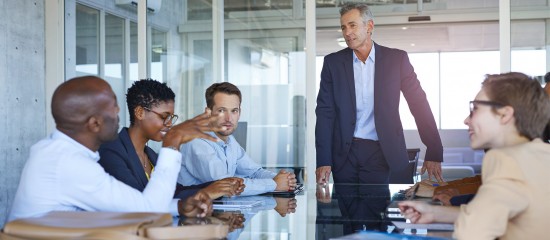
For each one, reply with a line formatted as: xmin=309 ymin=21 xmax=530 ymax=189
xmin=316 ymin=20 xmax=546 ymax=55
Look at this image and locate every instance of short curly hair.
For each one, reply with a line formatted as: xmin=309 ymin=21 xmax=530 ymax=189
xmin=126 ymin=79 xmax=175 ymax=125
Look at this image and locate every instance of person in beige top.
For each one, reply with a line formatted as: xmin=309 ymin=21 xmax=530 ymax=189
xmin=398 ymin=72 xmax=550 ymax=240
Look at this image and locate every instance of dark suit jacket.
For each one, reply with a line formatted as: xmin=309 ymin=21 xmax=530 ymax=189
xmin=98 ymin=127 xmax=209 ymax=200
xmin=315 ymin=43 xmax=443 ymax=182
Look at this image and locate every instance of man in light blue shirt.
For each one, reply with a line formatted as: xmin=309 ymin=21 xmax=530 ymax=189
xmin=178 ymin=82 xmax=297 ymax=195
xmin=8 ymin=76 xmax=223 ymax=221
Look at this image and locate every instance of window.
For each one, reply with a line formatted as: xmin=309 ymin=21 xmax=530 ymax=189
xmin=104 ymin=13 xmax=127 ymax=126
xmin=75 ymin=4 xmax=99 ymax=76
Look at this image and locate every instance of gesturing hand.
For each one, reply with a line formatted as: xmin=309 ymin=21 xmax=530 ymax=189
xmin=163 ymin=109 xmax=226 ymax=149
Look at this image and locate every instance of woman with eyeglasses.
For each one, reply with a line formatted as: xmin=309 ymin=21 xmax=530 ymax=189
xmin=398 ymin=72 xmax=550 ymax=239
xmin=98 ymin=79 xmax=244 ymax=215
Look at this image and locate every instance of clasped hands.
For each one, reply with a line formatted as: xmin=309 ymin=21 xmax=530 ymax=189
xmin=273 ymin=169 xmax=297 ymax=191
xmin=274 ymin=197 xmax=297 ymax=217
xmin=201 ymin=177 xmax=245 ymax=199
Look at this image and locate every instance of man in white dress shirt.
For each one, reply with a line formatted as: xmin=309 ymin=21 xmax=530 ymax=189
xmin=8 ymin=76 xmax=224 ymax=221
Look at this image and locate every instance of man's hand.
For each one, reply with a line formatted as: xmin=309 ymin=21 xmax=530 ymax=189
xmin=201 ymin=177 xmax=245 ymax=199
xmin=287 ymin=172 xmax=297 ymax=190
xmin=420 ymin=161 xmax=443 ymax=182
xmin=274 ymin=197 xmax=297 ymax=217
xmin=316 ymin=166 xmax=332 ymax=184
xmin=316 ymin=184 xmax=332 ymax=203
xmin=178 ymin=190 xmax=213 ymax=218
xmin=273 ymin=170 xmax=296 ymax=191
xmin=162 ymin=109 xmax=226 ymax=149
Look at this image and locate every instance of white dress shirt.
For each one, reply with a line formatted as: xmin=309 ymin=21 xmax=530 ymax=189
xmin=352 ymin=44 xmax=378 ymax=140
xmin=178 ymin=132 xmax=277 ymax=195
xmin=8 ymin=130 xmax=182 ymax=221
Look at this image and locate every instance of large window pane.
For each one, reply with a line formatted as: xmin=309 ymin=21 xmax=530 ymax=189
xmin=150 ymin=28 xmax=166 ymax=81
xmin=226 ymin=36 xmax=303 ymax=168
xmin=511 ymin=50 xmax=546 ymax=77
xmin=440 ymin=51 xmax=500 ymax=129
xmin=129 ymin=22 xmax=138 ymax=82
xmin=188 ymin=0 xmax=294 ymax=20
xmin=75 ymin=4 xmax=99 ymax=76
xmin=105 ymin=13 xmax=127 ymax=127
xmin=510 ymin=21 xmax=547 ymax=79
xmin=153 ymin=1 xmax=308 ymax=170
xmin=400 ymin=53 xmax=440 ymax=130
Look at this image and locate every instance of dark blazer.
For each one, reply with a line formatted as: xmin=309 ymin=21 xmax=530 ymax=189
xmin=315 ymin=43 xmax=443 ymax=181
xmin=98 ymin=128 xmax=209 ymax=200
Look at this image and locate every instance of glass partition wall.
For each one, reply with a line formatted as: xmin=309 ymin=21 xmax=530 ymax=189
xmin=173 ymin=1 xmax=308 ymax=170
xmin=69 ymin=0 xmax=549 ymax=181
xmin=63 ymin=1 xmax=549 ymax=239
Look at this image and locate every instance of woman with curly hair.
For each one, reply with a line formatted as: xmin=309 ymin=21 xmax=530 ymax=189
xmin=98 ymin=79 xmax=244 ymax=216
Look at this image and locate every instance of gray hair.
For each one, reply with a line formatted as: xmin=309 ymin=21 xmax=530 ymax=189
xmin=340 ymin=2 xmax=374 ymax=23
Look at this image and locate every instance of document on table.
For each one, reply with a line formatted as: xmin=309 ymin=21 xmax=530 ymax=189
xmin=212 ymin=200 xmax=262 ymax=210
xmin=392 ymin=221 xmax=454 ymax=231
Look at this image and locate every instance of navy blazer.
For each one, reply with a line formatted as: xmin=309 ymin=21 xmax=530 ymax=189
xmin=315 ymin=43 xmax=443 ymax=182
xmin=98 ymin=128 xmax=209 ymax=200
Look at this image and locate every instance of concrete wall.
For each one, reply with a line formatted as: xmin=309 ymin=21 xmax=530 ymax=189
xmin=0 ymin=0 xmax=46 ymax=227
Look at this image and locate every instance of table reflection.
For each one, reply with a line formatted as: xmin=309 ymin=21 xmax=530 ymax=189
xmin=316 ymin=184 xmax=392 ymax=239
xmin=180 ymin=195 xmax=297 ymax=240
xmin=175 ymin=184 xmax=452 ymax=239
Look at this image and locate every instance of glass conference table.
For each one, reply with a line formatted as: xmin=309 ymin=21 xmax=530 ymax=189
xmin=177 ymin=183 xmax=454 ymax=240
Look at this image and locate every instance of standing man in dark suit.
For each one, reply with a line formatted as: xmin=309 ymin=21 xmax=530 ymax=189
xmin=315 ymin=2 xmax=444 ymax=184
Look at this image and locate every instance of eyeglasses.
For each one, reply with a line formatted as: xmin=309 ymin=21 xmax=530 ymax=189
xmin=469 ymin=100 xmax=505 ymax=118
xmin=143 ymin=107 xmax=178 ymax=126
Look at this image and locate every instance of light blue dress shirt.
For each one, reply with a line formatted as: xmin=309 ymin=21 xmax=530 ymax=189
xmin=352 ymin=45 xmax=379 ymax=140
xmin=8 ymin=130 xmax=182 ymax=221
xmin=178 ymin=132 xmax=277 ymax=196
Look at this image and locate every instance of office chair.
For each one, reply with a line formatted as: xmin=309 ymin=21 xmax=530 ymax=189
xmin=389 ymin=148 xmax=420 ymax=184
xmin=233 ymin=121 xmax=247 ymax=151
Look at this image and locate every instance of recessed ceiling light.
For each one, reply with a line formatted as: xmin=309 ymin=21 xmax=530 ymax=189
xmin=402 ymin=27 xmax=408 ymax=30
xmin=410 ymin=43 xmax=416 ymax=46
